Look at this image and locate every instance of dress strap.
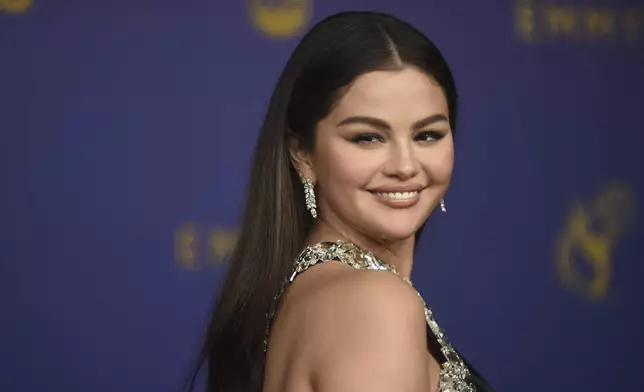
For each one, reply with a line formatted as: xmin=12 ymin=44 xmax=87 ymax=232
xmin=289 ymin=241 xmax=391 ymax=280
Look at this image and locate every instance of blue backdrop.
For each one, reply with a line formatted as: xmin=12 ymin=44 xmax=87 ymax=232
xmin=2 ymin=1 xmax=643 ymax=391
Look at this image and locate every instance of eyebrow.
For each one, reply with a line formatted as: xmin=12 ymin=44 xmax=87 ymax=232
xmin=336 ymin=114 xmax=449 ymax=130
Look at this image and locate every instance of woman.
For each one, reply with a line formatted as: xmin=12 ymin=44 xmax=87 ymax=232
xmin=188 ymin=10 xmax=493 ymax=392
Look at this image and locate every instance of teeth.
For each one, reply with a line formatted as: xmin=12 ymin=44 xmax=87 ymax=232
xmin=375 ymin=191 xmax=418 ymax=200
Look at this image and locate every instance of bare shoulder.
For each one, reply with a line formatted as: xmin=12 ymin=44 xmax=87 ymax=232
xmin=307 ymin=266 xmax=426 ymax=326
xmin=298 ymin=266 xmax=430 ymax=392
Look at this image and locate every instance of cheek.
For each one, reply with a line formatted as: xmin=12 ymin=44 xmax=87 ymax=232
xmin=421 ymin=144 xmax=454 ymax=183
xmin=316 ymin=144 xmax=378 ymax=190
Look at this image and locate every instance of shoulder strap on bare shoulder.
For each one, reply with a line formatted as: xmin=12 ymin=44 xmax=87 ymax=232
xmin=264 ymin=241 xmax=390 ymax=352
xmin=265 ymin=241 xmax=479 ymax=392
xmin=290 ymin=241 xmax=390 ymax=282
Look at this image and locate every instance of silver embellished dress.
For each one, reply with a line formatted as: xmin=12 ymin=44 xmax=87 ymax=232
xmin=265 ymin=241 xmax=493 ymax=392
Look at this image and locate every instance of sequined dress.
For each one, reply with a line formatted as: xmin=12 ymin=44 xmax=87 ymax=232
xmin=265 ymin=241 xmax=493 ymax=392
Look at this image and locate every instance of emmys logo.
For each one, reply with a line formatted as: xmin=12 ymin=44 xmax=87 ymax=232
xmin=247 ymin=0 xmax=312 ymax=38
xmin=515 ymin=1 xmax=644 ymax=44
xmin=175 ymin=222 xmax=238 ymax=270
xmin=0 ymin=0 xmax=31 ymax=13
xmin=556 ymin=182 xmax=637 ymax=300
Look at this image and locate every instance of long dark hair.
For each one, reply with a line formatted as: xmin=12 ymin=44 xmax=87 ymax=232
xmin=186 ymin=10 xmax=458 ymax=392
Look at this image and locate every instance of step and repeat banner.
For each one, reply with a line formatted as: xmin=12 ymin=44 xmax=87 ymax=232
xmin=2 ymin=1 xmax=643 ymax=391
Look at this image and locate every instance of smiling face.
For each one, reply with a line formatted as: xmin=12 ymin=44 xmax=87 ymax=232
xmin=292 ymin=65 xmax=454 ymax=242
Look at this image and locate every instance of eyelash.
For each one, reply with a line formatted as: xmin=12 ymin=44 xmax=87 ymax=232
xmin=351 ymin=131 xmax=445 ymax=144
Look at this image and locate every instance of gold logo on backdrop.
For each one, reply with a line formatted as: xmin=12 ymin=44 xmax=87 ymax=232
xmin=248 ymin=0 xmax=312 ymax=38
xmin=516 ymin=1 xmax=644 ymax=44
xmin=175 ymin=222 xmax=200 ymax=270
xmin=175 ymin=222 xmax=238 ymax=270
xmin=0 ymin=0 xmax=32 ymax=13
xmin=209 ymin=227 xmax=237 ymax=261
xmin=556 ymin=182 xmax=637 ymax=300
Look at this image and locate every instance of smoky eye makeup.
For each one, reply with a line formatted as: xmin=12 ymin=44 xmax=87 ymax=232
xmin=348 ymin=130 xmax=448 ymax=144
xmin=350 ymin=132 xmax=385 ymax=144
xmin=414 ymin=130 xmax=448 ymax=142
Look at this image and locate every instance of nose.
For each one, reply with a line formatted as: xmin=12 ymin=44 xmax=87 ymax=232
xmin=383 ymin=141 xmax=420 ymax=180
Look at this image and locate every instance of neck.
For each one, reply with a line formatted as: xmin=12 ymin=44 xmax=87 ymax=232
xmin=306 ymin=217 xmax=416 ymax=278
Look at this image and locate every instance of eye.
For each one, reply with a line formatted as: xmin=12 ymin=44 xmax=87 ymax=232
xmin=415 ymin=131 xmax=446 ymax=143
xmin=351 ymin=133 xmax=384 ymax=144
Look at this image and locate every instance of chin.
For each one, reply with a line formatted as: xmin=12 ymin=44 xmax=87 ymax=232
xmin=353 ymin=203 xmax=430 ymax=241
xmin=375 ymin=212 xmax=429 ymax=239
xmin=367 ymin=222 xmax=421 ymax=242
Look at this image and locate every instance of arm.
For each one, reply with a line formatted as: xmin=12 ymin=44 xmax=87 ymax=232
xmin=303 ymin=269 xmax=431 ymax=392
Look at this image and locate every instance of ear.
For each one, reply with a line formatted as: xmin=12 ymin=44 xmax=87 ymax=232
xmin=287 ymin=132 xmax=316 ymax=183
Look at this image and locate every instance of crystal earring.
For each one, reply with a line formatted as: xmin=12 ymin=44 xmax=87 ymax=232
xmin=303 ymin=178 xmax=318 ymax=218
xmin=440 ymin=198 xmax=447 ymax=213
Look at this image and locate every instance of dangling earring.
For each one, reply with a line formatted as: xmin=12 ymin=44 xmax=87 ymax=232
xmin=440 ymin=198 xmax=447 ymax=213
xmin=296 ymin=166 xmax=318 ymax=219
xmin=303 ymin=178 xmax=318 ymax=218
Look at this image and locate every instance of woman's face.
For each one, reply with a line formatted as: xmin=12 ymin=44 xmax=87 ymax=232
xmin=295 ymin=66 xmax=454 ymax=241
